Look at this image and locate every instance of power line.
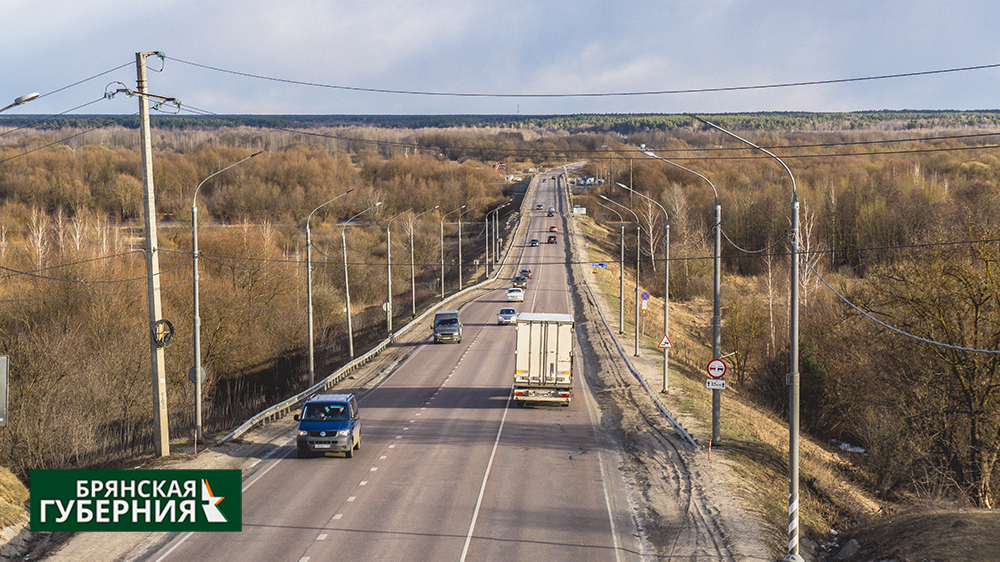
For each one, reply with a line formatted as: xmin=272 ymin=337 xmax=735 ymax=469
xmin=165 ymin=55 xmax=1000 ymax=99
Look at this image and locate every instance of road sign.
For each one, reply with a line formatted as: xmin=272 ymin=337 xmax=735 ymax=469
xmin=641 ymin=292 xmax=650 ymax=300
xmin=641 ymin=300 xmax=647 ymax=310
xmin=657 ymin=334 xmax=673 ymax=349
xmin=707 ymin=359 xmax=727 ymax=379
xmin=706 ymin=379 xmax=726 ymax=390
xmin=593 ymin=262 xmax=607 ymax=269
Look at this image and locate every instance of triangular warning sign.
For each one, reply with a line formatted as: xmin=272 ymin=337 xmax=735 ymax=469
xmin=657 ymin=334 xmax=673 ymax=349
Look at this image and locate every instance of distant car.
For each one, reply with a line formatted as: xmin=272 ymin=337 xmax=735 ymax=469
xmin=497 ymin=307 xmax=517 ymax=325
xmin=519 ymin=268 xmax=532 ymax=279
xmin=528 ymin=239 xmax=539 ymax=247
xmin=506 ymin=288 xmax=525 ymax=302
xmin=549 ymin=225 xmax=557 ymax=232
xmin=547 ymin=235 xmax=558 ymax=244
xmin=513 ymin=275 xmax=528 ymax=288
xmin=534 ymin=204 xmax=543 ymax=210
xmin=547 ymin=211 xmax=554 ymax=217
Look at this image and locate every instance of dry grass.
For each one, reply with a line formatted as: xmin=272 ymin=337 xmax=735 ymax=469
xmin=0 ymin=467 xmax=28 ymax=528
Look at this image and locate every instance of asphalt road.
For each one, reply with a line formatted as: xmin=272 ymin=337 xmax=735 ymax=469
xmin=140 ymin=170 xmax=638 ymax=562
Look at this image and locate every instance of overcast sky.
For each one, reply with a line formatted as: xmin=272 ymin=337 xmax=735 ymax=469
xmin=4 ymin=1 xmax=1000 ymax=116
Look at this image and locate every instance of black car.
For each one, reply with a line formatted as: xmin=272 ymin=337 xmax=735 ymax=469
xmin=513 ymin=275 xmax=528 ymax=288
xmin=547 ymin=235 xmax=558 ymax=244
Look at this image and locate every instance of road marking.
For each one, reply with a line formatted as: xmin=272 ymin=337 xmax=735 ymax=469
xmin=333 ymin=514 xmax=342 ymax=520
xmin=380 ymin=455 xmax=387 ymax=459
xmin=347 ymin=496 xmax=356 ymax=502
xmin=370 ymin=467 xmax=378 ymax=471
xmin=580 ymin=341 xmax=624 ymax=562
xmin=298 ymin=558 xmax=309 ymax=562
xmin=359 ymin=481 xmax=368 ymax=486
xmin=459 ymin=390 xmax=513 ymax=562
xmin=396 ymin=435 xmax=402 ymax=439
xmin=316 ymin=534 xmax=327 ymax=541
xmin=388 ymin=445 xmax=395 ymax=449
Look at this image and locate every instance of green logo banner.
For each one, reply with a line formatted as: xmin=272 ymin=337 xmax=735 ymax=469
xmin=30 ymin=469 xmax=242 ymax=532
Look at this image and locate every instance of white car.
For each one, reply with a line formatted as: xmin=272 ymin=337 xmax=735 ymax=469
xmin=506 ymin=288 xmax=525 ymax=302
xmin=497 ymin=307 xmax=517 ymax=325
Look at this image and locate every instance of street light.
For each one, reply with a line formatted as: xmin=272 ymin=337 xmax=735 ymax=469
xmin=599 ymin=194 xmax=641 ymax=356
xmin=342 ymin=202 xmax=382 ymax=359
xmin=386 ymin=208 xmax=412 ymax=337
xmin=594 ymin=199 xmax=625 ymax=334
xmin=191 ymin=151 xmax=263 ymax=441
xmin=0 ymin=92 xmax=39 ymax=113
xmin=458 ymin=206 xmax=478 ymax=291
xmin=690 ymin=114 xmax=803 ymax=562
xmin=441 ymin=205 xmax=465 ymax=300
xmin=642 ymin=150 xmax=722 ymax=440
xmin=486 ymin=200 xmax=512 ymax=276
xmin=410 ymin=206 xmax=438 ymax=317
xmin=617 ymin=181 xmax=669 ymax=393
xmin=305 ymin=188 xmax=356 ymax=386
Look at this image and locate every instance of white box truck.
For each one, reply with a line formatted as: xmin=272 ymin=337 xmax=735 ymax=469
xmin=513 ymin=312 xmax=574 ymax=405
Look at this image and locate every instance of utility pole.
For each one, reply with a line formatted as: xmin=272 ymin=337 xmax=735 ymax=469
xmin=136 ymin=52 xmax=171 ymax=457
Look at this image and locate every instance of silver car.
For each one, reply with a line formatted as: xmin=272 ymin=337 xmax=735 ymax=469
xmin=497 ymin=307 xmax=517 ymax=325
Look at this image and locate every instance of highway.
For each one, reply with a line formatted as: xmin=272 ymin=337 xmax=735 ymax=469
xmin=140 ymin=170 xmax=638 ymax=562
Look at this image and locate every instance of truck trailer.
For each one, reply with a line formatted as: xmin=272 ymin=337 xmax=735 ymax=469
xmin=512 ymin=312 xmax=574 ymax=405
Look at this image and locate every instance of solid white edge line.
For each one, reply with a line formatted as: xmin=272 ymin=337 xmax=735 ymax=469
xmin=581 ymin=355 xmax=623 ymax=562
xmin=458 ymin=388 xmax=513 ymax=562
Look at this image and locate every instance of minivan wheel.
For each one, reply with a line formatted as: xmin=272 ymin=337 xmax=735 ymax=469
xmin=345 ymin=447 xmax=354 ymax=459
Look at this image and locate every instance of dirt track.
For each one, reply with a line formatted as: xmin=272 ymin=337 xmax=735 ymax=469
xmin=565 ymin=208 xmax=774 ymax=561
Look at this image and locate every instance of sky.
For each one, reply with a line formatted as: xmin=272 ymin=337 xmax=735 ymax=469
xmin=4 ymin=1 xmax=1000 ymax=116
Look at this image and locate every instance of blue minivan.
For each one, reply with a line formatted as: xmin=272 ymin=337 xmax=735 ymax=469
xmin=294 ymin=393 xmax=361 ymax=458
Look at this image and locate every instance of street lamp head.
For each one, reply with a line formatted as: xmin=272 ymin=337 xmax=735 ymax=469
xmin=1 ymin=92 xmax=41 ymax=114
xmin=14 ymin=93 xmax=39 ymax=105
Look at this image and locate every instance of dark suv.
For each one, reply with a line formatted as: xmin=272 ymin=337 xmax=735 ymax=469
xmin=294 ymin=394 xmax=361 ymax=458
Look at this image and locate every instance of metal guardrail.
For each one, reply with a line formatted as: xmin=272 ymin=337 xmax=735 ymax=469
xmin=216 ymin=177 xmax=539 ymax=446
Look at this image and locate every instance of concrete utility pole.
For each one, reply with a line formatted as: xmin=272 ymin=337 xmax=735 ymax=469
xmin=136 ymin=52 xmax=171 ymax=457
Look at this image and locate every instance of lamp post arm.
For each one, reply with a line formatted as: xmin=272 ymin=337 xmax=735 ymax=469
xmin=687 ymin=115 xmax=796 ymax=196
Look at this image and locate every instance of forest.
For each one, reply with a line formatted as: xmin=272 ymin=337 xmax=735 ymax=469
xmin=2 ymin=115 xmax=1000 ymax=510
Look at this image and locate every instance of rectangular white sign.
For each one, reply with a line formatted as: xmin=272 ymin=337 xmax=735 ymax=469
xmin=705 ymin=379 xmax=726 ymax=390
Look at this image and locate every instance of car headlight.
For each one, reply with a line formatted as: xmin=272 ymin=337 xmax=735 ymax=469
xmin=336 ymin=430 xmax=351 ymax=437
xmin=298 ymin=430 xmax=308 ymax=437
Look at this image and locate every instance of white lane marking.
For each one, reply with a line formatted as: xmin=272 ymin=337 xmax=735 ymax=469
xmin=380 ymin=455 xmax=387 ymax=460
xmin=332 ymin=514 xmax=343 ymax=520
xmin=359 ymin=481 xmax=368 ymax=486
xmin=370 ymin=467 xmax=378 ymax=472
xmin=152 ymin=532 xmax=194 ymax=562
xmin=299 ymin=558 xmax=310 ymax=562
xmin=317 ymin=534 xmax=327 ymax=541
xmin=388 ymin=445 xmax=395 ymax=449
xmin=458 ymin=390 xmax=513 ymax=562
xmin=581 ymin=340 xmax=624 ymax=562
xmin=347 ymin=497 xmax=356 ymax=502
xmin=396 ymin=435 xmax=402 ymax=439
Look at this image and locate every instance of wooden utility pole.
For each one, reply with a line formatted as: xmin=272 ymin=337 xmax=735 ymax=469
xmin=136 ymin=52 xmax=171 ymax=457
